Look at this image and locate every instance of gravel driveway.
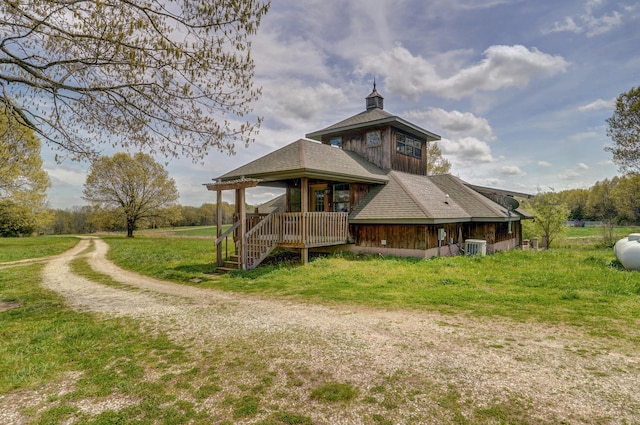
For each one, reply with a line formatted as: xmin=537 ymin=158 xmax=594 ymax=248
xmin=2 ymin=237 xmax=639 ymax=424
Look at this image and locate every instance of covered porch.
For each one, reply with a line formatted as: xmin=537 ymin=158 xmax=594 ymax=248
xmin=205 ymin=177 xmax=350 ymax=271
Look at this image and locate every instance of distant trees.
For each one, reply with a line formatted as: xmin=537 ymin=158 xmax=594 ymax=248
xmin=47 ymin=202 xmax=237 ymax=235
xmin=83 ymin=153 xmax=179 ymax=237
xmin=605 ymin=86 xmax=640 ymax=174
xmin=0 ymin=0 xmax=269 ymax=161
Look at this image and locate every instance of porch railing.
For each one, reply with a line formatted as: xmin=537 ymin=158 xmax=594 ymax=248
xmin=243 ymin=212 xmax=349 ymax=270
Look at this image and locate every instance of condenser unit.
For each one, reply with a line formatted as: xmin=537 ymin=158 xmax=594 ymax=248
xmin=465 ymin=239 xmax=486 ymax=256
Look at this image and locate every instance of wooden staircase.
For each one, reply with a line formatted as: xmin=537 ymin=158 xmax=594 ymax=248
xmin=216 ymin=211 xmax=280 ymax=273
xmin=216 ymin=254 xmax=241 ymax=273
xmin=216 ymin=211 xmax=349 ymax=272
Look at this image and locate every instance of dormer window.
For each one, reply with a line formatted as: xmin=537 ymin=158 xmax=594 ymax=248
xmin=396 ymin=133 xmax=422 ymax=159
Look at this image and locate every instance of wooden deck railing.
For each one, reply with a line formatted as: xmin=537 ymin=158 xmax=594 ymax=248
xmin=243 ymin=212 xmax=349 ymax=269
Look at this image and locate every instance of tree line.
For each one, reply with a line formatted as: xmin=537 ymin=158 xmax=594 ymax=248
xmin=553 ymin=174 xmax=640 ymax=224
xmin=48 ymin=203 xmax=239 ymax=236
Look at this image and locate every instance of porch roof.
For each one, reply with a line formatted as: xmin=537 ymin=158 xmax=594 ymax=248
xmin=305 ymin=107 xmax=441 ymax=142
xmin=217 ymin=139 xmax=389 ymax=184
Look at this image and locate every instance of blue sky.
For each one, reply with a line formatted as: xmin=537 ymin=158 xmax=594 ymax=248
xmin=43 ymin=0 xmax=640 ymax=209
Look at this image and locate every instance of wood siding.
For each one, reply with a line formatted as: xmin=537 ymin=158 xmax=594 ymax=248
xmin=322 ymin=127 xmax=392 ymax=170
xmin=322 ymin=126 xmax=428 ymax=175
xmin=350 ymin=183 xmax=371 ymax=213
xmin=351 ymin=221 xmax=521 ymax=250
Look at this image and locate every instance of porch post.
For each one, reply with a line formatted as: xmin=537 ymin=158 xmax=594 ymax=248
xmin=300 ymin=177 xmax=309 ymax=265
xmin=216 ymin=189 xmax=223 ymax=267
xmin=236 ymin=187 xmax=247 ymax=269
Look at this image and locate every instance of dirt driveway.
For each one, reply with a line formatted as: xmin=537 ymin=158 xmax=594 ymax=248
xmin=2 ymin=237 xmax=639 ymax=424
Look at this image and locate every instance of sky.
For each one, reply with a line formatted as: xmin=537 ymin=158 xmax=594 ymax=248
xmin=42 ymin=0 xmax=640 ymax=209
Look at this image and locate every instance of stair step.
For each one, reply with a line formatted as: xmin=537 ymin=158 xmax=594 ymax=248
xmin=216 ymin=267 xmax=239 ymax=274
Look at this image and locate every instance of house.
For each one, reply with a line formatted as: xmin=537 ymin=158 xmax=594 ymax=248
xmin=205 ymin=86 xmax=532 ymax=270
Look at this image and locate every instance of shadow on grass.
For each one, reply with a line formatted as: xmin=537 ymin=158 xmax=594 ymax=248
xmin=172 ymin=263 xmax=218 ymax=275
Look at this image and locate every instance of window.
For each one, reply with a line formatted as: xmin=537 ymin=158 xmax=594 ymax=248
xmin=289 ymin=187 xmax=301 ymax=212
xmin=314 ymin=190 xmax=326 ymax=212
xmin=330 ymin=137 xmax=342 ymax=148
xmin=333 ymin=184 xmax=350 ymax=212
xmin=396 ymin=133 xmax=422 ymax=159
xmin=366 ymin=130 xmax=381 ymax=147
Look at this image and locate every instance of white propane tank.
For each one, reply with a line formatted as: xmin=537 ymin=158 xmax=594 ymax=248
xmin=614 ymin=234 xmax=640 ymax=270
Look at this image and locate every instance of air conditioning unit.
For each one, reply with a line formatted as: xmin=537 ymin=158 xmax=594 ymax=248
xmin=465 ymin=239 xmax=486 ymax=256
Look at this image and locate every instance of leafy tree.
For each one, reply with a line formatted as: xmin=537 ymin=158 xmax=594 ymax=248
xmin=51 ymin=206 xmax=94 ymax=235
xmin=0 ymin=113 xmax=50 ymax=202
xmin=0 ymin=0 xmax=269 ymax=161
xmin=559 ymin=189 xmax=589 ymax=221
xmin=0 ymin=112 xmax=52 ymax=235
xmin=83 ymin=152 xmax=179 ymax=237
xmin=0 ymin=200 xmax=36 ymax=236
xmin=605 ymin=86 xmax=640 ymax=174
xmin=612 ymin=174 xmax=640 ymax=223
xmin=522 ymin=190 xmax=570 ymax=248
xmin=426 ymin=142 xmax=452 ymax=175
xmin=586 ymin=177 xmax=619 ymax=222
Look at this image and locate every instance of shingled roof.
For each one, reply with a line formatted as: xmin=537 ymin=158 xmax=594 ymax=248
xmin=349 ymin=172 xmax=515 ymax=224
xmin=305 ymin=107 xmax=441 ymax=142
xmin=217 ymin=139 xmax=388 ymax=184
xmin=214 ymin=139 xmax=528 ymax=224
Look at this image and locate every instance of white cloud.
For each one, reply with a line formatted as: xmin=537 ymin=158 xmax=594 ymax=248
xmin=500 ymin=165 xmax=526 ymax=176
xmin=569 ymin=131 xmax=599 ymax=142
xmin=548 ymin=0 xmax=623 ymax=37
xmin=560 ymin=169 xmax=583 ymax=179
xmin=357 ymin=44 xmax=568 ymax=100
xmin=439 ymin=137 xmax=494 ymax=164
xmin=405 ymin=108 xmax=496 ymax=141
xmin=252 ymin=32 xmax=332 ymax=80
xmin=559 ymin=163 xmax=590 ymax=180
xmin=538 ymin=161 xmax=552 ymax=167
xmin=578 ymin=97 xmax=615 ymax=111
xmin=261 ymin=81 xmax=348 ymax=124
xmin=44 ymin=162 xmax=87 ymax=186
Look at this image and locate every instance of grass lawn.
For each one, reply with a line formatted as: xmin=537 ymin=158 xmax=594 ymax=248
xmin=138 ymin=225 xmax=222 ymax=237
xmin=0 ymin=264 xmax=207 ymax=424
xmin=101 ymin=231 xmax=640 ymax=340
xmin=0 ymin=236 xmax=79 ymax=262
xmin=2 ymin=228 xmax=639 ymax=424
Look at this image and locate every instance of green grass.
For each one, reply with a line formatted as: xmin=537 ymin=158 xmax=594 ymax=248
xmin=310 ymin=381 xmax=359 ymax=403
xmin=0 ymin=264 xmax=200 ymax=423
xmin=99 ymin=233 xmax=640 ymax=339
xmin=138 ymin=225 xmax=229 ymax=237
xmin=3 ymin=229 xmax=639 ymax=424
xmin=0 ymin=236 xmax=79 ymax=262
xmin=564 ymin=225 xmax=640 ymax=239
xmin=0 ymin=263 xmax=334 ymax=424
xmin=103 ymin=235 xmax=224 ymax=282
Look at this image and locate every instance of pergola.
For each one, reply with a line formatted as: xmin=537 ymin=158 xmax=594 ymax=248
xmin=204 ymin=177 xmax=260 ymax=269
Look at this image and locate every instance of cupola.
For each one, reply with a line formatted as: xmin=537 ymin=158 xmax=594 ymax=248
xmin=365 ymin=81 xmax=384 ymax=110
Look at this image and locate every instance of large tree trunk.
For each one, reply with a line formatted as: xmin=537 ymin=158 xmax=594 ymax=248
xmin=127 ymin=220 xmax=135 ymax=238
